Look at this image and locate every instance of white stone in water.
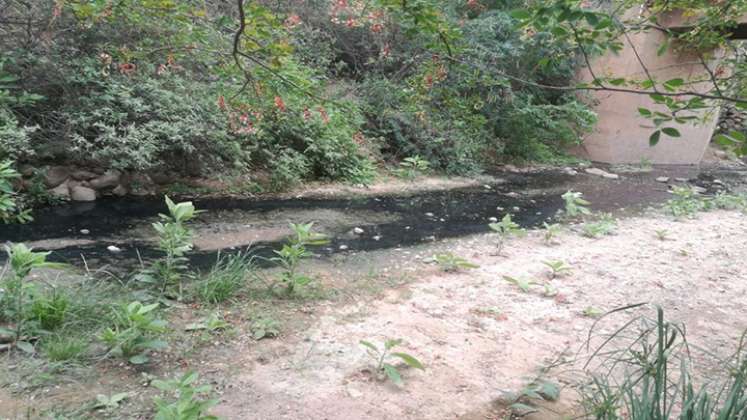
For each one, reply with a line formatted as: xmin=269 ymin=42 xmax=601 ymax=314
xmin=80 ymin=229 xmax=90 ymax=235
xmin=506 ymin=192 xmax=520 ymax=198
xmin=107 ymin=245 xmax=122 ymax=253
xmin=424 ymin=212 xmax=435 ymax=217
xmin=373 ymin=235 xmax=382 ymax=241
xmin=352 ymin=227 xmax=364 ymax=235
xmin=656 ymin=176 xmax=670 ymax=183
xmin=338 ymin=244 xmax=349 ymax=250
xmin=496 ymin=206 xmax=504 ymax=211
xmin=483 ymin=185 xmax=491 ymax=189
xmin=512 ymin=206 xmax=520 ymax=212
xmin=488 ymin=217 xmax=498 ymax=222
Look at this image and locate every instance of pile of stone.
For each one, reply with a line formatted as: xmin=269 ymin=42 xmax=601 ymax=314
xmin=19 ymin=165 xmax=162 ymax=202
xmin=716 ymin=103 xmax=746 ymax=135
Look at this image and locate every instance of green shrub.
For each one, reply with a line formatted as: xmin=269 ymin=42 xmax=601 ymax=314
xmin=28 ymin=289 xmax=70 ymax=331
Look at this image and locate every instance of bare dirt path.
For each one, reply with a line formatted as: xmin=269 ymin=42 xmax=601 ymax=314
xmin=212 ymin=210 xmax=747 ymax=420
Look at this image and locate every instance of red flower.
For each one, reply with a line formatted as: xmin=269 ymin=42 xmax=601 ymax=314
xmin=303 ymin=107 xmax=312 ymax=121
xmin=217 ymin=95 xmax=226 ymax=111
xmin=284 ymin=14 xmax=302 ymax=29
xmin=274 ymin=96 xmax=286 ymax=112
xmin=118 ymin=63 xmax=136 ymax=76
xmin=317 ymin=106 xmax=329 ymax=124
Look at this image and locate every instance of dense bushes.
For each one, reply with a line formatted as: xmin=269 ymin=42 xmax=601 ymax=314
xmin=0 ymin=0 xmax=597 ymax=194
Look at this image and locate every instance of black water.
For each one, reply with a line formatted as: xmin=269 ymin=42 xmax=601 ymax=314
xmin=0 ymin=172 xmax=577 ymax=268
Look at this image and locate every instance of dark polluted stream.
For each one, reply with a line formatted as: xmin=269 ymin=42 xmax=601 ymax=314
xmin=0 ymin=167 xmax=741 ymax=269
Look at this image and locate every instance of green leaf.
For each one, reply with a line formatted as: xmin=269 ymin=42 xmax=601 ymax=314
xmin=649 ymin=130 xmax=661 ymax=146
xmin=661 ymin=127 xmax=681 ymax=137
xmin=359 ymin=340 xmax=378 ymax=353
xmin=382 ymin=363 xmax=403 ymax=385
xmin=536 ymin=381 xmax=560 ymax=401
xmin=510 ymin=403 xmax=539 ymax=416
xmin=608 ymin=78 xmax=626 ymax=86
xmin=728 ymin=130 xmax=746 ymax=141
xmin=391 ymin=352 xmax=425 ymax=370
xmin=638 ymin=107 xmax=652 ymax=117
xmin=129 ymin=354 xmax=149 ymax=364
xmin=384 ymin=338 xmax=402 ymax=350
xmin=510 ymin=9 xmax=531 ymax=20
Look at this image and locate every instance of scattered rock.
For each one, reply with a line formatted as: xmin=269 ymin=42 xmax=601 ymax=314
xmin=112 ymin=184 xmax=128 ymax=197
xmin=496 ymin=206 xmax=504 ymax=211
xmin=424 ymin=212 xmax=435 ymax=218
xmin=70 ymin=185 xmax=96 ymax=202
xmin=44 ymin=165 xmax=71 ymax=188
xmin=372 ymin=235 xmax=382 ymax=241
xmin=19 ymin=164 xmax=35 ymax=177
xmin=563 ymin=167 xmax=578 ymax=176
xmin=512 ymin=206 xmax=520 ymax=212
xmin=338 ymin=244 xmax=349 ymax=250
xmin=352 ymin=227 xmax=365 ymax=235
xmin=585 ymin=167 xmax=619 ymax=180
xmin=70 ymin=169 xmax=98 ymax=181
xmin=48 ymin=181 xmax=70 ymax=199
xmin=506 ymin=191 xmax=520 ymax=198
xmin=488 ymin=217 xmax=498 ymax=223
xmin=656 ymin=176 xmax=670 ymax=183
xmin=107 ymin=245 xmax=122 ymax=253
xmin=80 ymin=229 xmax=90 ymax=235
xmin=675 ymin=177 xmax=688 ymax=182
xmin=89 ymin=170 xmax=121 ymax=190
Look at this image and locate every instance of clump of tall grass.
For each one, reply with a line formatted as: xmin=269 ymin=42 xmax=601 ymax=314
xmin=192 ymin=252 xmax=255 ymax=304
xmin=578 ymin=305 xmax=747 ymax=419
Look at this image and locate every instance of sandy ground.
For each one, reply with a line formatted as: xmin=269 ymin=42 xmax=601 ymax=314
xmin=210 ymin=210 xmax=747 ymax=420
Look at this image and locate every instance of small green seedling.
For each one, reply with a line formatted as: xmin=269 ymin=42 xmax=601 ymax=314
xmin=185 ymin=313 xmax=229 ymax=333
xmin=542 ymin=222 xmax=563 ymax=245
xmin=93 ymin=393 xmax=130 ymax=411
xmin=271 ymin=222 xmax=329 ymax=296
xmin=152 ymin=371 xmax=218 ymax=420
xmin=542 ymin=260 xmax=572 ymax=279
xmin=583 ymin=306 xmax=603 ymax=318
xmin=507 ymin=380 xmax=561 ymax=417
xmin=503 ymin=276 xmax=534 ymax=293
xmin=665 ymin=186 xmax=705 ymax=218
xmin=101 ymin=301 xmax=168 ymax=364
xmin=394 ymin=156 xmax=430 ymax=180
xmin=654 ymin=229 xmax=670 ymax=241
xmin=542 ymin=283 xmax=558 ymax=297
xmin=561 ymin=190 xmax=591 ymax=218
xmin=360 ymin=338 xmax=425 ymax=386
xmin=489 ymin=214 xmax=524 ymax=255
xmin=251 ymin=317 xmax=280 ymax=340
xmin=582 ymin=213 xmax=616 ymax=238
xmin=432 ymin=253 xmax=479 ymax=272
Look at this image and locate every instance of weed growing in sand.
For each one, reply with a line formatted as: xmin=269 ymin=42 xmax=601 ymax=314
xmin=561 ymin=190 xmax=591 ymax=219
xmin=152 ymin=371 xmax=218 ymax=420
xmin=582 ymin=306 xmax=603 ymax=318
xmin=93 ymin=392 xmax=130 ymax=411
xmin=665 ymin=186 xmax=705 ymax=218
xmin=542 ymin=222 xmax=563 ymax=245
xmin=185 ymin=313 xmax=229 ymax=333
xmin=251 ymin=317 xmax=280 ymax=340
xmin=41 ymin=335 xmax=89 ymax=362
xmin=432 ymin=253 xmax=479 ymax=272
xmin=101 ymin=301 xmax=167 ymax=364
xmin=489 ymin=214 xmax=524 ymax=255
xmin=504 ymin=379 xmax=561 ymax=417
xmin=582 ymin=213 xmax=616 ymax=238
xmin=360 ymin=338 xmax=425 ymax=386
xmin=271 ymin=222 xmax=329 ymax=296
xmin=0 ymin=243 xmax=65 ymax=353
xmin=503 ymin=276 xmax=535 ymax=293
xmin=193 ymin=252 xmax=254 ymax=304
xmin=394 ymin=156 xmax=430 ymax=180
xmin=579 ymin=306 xmax=747 ymax=419
xmin=542 ymin=260 xmax=572 ymax=279
xmin=654 ymin=229 xmax=670 ymax=241
xmin=136 ymin=196 xmax=199 ymax=301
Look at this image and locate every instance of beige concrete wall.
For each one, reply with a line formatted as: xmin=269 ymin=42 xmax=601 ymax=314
xmin=576 ymin=15 xmax=724 ymax=165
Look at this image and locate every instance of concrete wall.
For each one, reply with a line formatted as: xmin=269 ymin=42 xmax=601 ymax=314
xmin=575 ymin=12 xmax=724 ymax=165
